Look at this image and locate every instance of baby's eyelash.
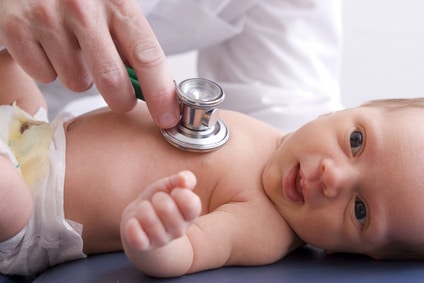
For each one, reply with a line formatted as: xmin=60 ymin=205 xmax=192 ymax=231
xmin=354 ymin=197 xmax=367 ymax=225
xmin=350 ymin=130 xmax=364 ymax=157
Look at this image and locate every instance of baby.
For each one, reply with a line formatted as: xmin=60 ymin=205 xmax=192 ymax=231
xmin=1 ymin=50 xmax=424 ymax=277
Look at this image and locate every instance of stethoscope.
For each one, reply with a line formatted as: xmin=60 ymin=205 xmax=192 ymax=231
xmin=127 ymin=67 xmax=229 ymax=152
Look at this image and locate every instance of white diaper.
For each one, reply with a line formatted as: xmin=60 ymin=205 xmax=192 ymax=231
xmin=0 ymin=105 xmax=85 ymax=275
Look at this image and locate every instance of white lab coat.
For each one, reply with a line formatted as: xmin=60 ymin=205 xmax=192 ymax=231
xmin=42 ymin=0 xmax=343 ymax=132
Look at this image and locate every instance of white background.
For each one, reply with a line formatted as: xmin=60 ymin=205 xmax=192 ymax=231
xmin=341 ymin=0 xmax=424 ymax=107
xmin=167 ymin=0 xmax=424 ymax=108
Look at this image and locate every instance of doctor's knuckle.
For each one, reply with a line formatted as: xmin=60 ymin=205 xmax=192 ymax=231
xmin=94 ymin=64 xmax=123 ymax=90
xmin=63 ymin=0 xmax=97 ymax=27
xmin=132 ymin=42 xmax=165 ymax=70
xmin=0 ymin=14 xmax=22 ymax=38
xmin=30 ymin=2 xmax=56 ymax=27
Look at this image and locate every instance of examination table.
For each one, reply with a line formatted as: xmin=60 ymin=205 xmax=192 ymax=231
xmin=2 ymin=246 xmax=424 ymax=283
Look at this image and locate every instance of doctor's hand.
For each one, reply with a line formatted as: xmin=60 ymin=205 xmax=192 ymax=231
xmin=0 ymin=0 xmax=180 ymax=128
xmin=121 ymin=171 xmax=201 ymax=251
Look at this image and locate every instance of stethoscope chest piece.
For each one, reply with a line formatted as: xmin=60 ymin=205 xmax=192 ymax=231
xmin=161 ymin=78 xmax=229 ymax=152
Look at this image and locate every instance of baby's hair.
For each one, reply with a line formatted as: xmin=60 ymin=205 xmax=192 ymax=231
xmin=361 ymin=97 xmax=424 ymax=111
xmin=370 ymin=242 xmax=424 ymax=261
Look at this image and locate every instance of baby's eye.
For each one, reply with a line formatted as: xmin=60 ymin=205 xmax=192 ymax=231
xmin=350 ymin=130 xmax=363 ymax=156
xmin=354 ymin=198 xmax=367 ymax=225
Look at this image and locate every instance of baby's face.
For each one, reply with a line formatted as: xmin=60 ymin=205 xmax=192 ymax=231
xmin=263 ymin=105 xmax=424 ymax=256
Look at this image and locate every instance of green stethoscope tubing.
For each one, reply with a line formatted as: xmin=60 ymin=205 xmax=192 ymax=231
xmin=126 ymin=66 xmax=144 ymax=101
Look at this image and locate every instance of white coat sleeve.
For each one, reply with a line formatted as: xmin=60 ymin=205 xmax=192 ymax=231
xmin=143 ymin=0 xmax=259 ymax=54
xmin=197 ymin=0 xmax=344 ymax=131
xmin=145 ymin=0 xmax=343 ymax=131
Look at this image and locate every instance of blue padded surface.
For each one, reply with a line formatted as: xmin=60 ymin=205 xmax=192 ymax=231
xmin=3 ymin=247 xmax=424 ymax=282
xmin=0 ymin=274 xmax=33 ymax=283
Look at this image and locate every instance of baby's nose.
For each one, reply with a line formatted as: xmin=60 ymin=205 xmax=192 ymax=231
xmin=320 ymin=158 xmax=352 ymax=198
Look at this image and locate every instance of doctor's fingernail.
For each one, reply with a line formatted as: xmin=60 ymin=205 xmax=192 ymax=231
xmin=160 ymin=113 xmax=179 ymax=128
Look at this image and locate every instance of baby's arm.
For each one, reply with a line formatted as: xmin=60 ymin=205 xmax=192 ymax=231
xmin=121 ymin=171 xmax=201 ymax=277
xmin=0 ymin=50 xmax=46 ymax=114
xmin=121 ymin=171 xmax=300 ymax=278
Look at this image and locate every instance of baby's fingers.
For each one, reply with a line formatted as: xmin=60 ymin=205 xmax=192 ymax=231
xmin=151 ymin=191 xmax=189 ymax=240
xmin=122 ymin=171 xmax=200 ymax=251
xmin=171 ymin=188 xmax=202 ymax=222
xmin=124 ymin=217 xmax=150 ymax=251
xmin=123 ymin=200 xmax=161 ymax=250
xmin=141 ymin=171 xmax=197 ymax=200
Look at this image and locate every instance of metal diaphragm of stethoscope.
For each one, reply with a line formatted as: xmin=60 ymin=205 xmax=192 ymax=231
xmin=127 ymin=67 xmax=229 ymax=152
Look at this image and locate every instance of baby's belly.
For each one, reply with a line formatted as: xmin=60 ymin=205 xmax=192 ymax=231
xmin=60 ymin=103 xmax=265 ymax=253
xmin=61 ymin=107 xmax=213 ymax=253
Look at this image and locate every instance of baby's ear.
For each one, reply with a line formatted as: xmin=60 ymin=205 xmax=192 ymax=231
xmin=324 ymin=250 xmax=335 ymax=255
xmin=368 ymin=252 xmax=384 ymax=260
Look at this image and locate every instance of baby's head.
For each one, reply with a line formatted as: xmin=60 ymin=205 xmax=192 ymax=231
xmin=263 ymin=98 xmax=424 ymax=260
xmin=358 ymin=98 xmax=424 ymax=260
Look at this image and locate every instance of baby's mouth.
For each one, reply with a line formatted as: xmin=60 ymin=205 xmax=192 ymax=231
xmin=283 ymin=164 xmax=305 ymax=204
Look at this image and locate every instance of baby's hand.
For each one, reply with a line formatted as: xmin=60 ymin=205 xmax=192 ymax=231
xmin=121 ymin=171 xmax=201 ymax=251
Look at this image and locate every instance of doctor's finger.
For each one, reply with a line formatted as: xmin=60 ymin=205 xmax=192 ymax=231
xmin=112 ymin=3 xmax=180 ymax=128
xmin=38 ymin=27 xmax=94 ymax=92
xmin=5 ymin=40 xmax=57 ymax=84
xmin=67 ymin=1 xmax=136 ymax=113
